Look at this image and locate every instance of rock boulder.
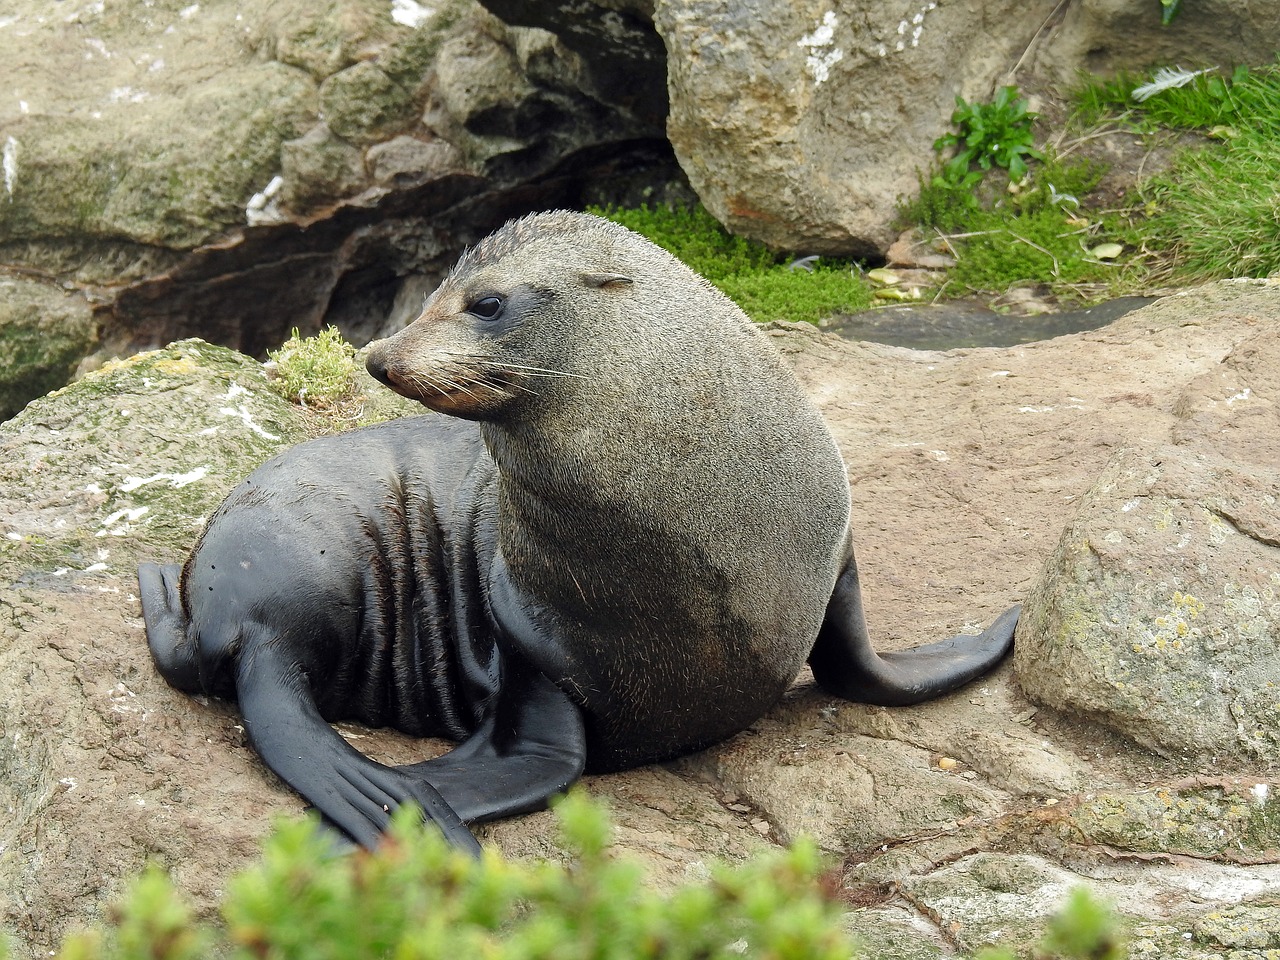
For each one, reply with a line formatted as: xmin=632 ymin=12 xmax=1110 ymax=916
xmin=1015 ymin=321 xmax=1280 ymax=762
xmin=0 ymin=0 xmax=673 ymax=414
xmin=650 ymin=0 xmax=1280 ymax=255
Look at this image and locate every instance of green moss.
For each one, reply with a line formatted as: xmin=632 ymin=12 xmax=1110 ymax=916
xmin=379 ymin=0 xmax=471 ymax=89
xmin=590 ymin=203 xmax=871 ymax=324
xmin=719 ymin=265 xmax=872 ymax=324
xmin=0 ymin=278 xmax=96 ymax=420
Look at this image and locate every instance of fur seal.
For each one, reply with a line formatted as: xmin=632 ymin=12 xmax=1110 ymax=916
xmin=139 ymin=210 xmax=1018 ymax=852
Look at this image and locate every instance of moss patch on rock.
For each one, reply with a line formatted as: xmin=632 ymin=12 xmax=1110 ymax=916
xmin=0 ymin=339 xmax=311 ymax=582
xmin=0 ymin=278 xmax=97 ymax=421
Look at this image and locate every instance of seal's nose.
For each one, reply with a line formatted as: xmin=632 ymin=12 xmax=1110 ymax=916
xmin=365 ymin=341 xmax=392 ymax=386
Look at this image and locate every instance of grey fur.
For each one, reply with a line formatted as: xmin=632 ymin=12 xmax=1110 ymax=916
xmin=368 ymin=210 xmax=853 ymax=769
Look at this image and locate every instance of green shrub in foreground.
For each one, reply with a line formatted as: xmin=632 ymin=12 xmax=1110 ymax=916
xmin=589 ymin=203 xmax=872 ymax=324
xmin=48 ymin=791 xmax=1133 ymax=960
xmin=57 ymin=792 xmax=853 ymax=960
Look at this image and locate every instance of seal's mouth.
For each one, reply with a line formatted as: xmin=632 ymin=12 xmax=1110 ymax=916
xmin=367 ymin=348 xmax=523 ymax=418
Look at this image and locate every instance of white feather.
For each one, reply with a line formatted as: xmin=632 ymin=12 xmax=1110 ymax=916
xmin=1132 ymin=66 xmax=1215 ymax=102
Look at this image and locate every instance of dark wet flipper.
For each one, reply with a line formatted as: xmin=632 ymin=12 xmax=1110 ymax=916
xmin=236 ymin=636 xmax=482 ymax=856
xmin=808 ymin=559 xmax=1019 ymax=707
xmin=138 ymin=562 xmax=203 ymax=692
xmin=398 ymin=659 xmax=587 ymax=825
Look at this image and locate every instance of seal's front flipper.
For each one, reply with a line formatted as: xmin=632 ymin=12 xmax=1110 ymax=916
xmin=138 ymin=562 xmax=203 ymax=693
xmin=397 ymin=658 xmax=587 ymax=825
xmin=809 ymin=559 xmax=1019 ymax=707
xmin=235 ymin=633 xmax=482 ymax=856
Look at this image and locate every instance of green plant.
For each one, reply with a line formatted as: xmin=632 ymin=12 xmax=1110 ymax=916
xmin=934 ymin=86 xmax=1042 ymax=187
xmin=266 ymin=326 xmax=358 ymax=409
xmin=56 ymin=792 xmax=856 ymax=960
xmin=901 ymin=150 xmax=1129 ymax=296
xmin=590 ymin=203 xmax=872 ymax=323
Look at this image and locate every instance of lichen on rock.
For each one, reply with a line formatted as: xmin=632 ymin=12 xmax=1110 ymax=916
xmin=1015 ymin=443 xmax=1280 ymax=763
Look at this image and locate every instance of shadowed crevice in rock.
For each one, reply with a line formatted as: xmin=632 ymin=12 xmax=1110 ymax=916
xmin=94 ymin=139 xmax=679 ymax=360
xmin=477 ymin=0 xmax=668 ymax=129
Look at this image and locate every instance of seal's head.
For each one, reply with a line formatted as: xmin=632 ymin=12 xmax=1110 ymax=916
xmin=366 ymin=211 xmax=640 ymax=421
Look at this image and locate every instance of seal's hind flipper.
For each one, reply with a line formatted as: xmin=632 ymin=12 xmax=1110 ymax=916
xmin=139 ymin=562 xmax=203 ymax=693
xmin=235 ymin=631 xmax=483 ymax=856
xmin=397 ymin=657 xmax=587 ymax=824
xmin=808 ymin=558 xmax=1018 ymax=707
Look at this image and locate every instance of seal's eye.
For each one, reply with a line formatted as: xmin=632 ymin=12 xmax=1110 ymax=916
xmin=468 ymin=296 xmax=504 ymax=320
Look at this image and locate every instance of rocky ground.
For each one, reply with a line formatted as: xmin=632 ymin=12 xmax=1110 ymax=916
xmin=1 ymin=280 xmax=1277 ymax=958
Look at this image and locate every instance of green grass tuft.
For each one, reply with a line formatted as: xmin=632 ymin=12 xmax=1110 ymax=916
xmin=590 ymin=203 xmax=872 ymax=324
xmin=266 ymin=326 xmax=358 ymax=409
xmin=1072 ymin=63 xmax=1280 ymax=134
xmin=1145 ymin=127 xmax=1280 ymax=281
xmin=1116 ymin=59 xmax=1280 ymax=280
xmin=905 ymin=62 xmax=1280 ymax=296
xmin=901 ymin=152 xmax=1125 ymax=296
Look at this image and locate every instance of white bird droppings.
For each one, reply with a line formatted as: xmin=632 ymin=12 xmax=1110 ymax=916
xmin=391 ymin=0 xmax=434 ymax=28
xmin=798 ymin=11 xmax=844 ymax=85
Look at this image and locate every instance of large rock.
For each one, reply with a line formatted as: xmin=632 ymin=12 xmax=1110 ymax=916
xmin=1015 ymin=321 xmax=1280 ymax=762
xmin=477 ymin=0 xmax=668 ymax=127
xmin=3 ymin=281 xmax=1280 ymax=957
xmin=0 ymin=0 xmax=672 ymax=416
xmin=651 ymin=0 xmax=1280 ymax=256
xmin=1032 ymin=0 xmax=1280 ymax=86
xmin=653 ymin=0 xmax=1054 ymax=257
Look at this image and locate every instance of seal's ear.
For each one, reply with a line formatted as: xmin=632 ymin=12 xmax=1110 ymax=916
xmin=582 ymin=273 xmax=633 ymax=289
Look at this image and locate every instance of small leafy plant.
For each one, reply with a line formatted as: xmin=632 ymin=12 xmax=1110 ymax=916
xmin=934 ymin=86 xmax=1042 ymax=187
xmin=266 ymin=326 xmax=358 ymax=410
